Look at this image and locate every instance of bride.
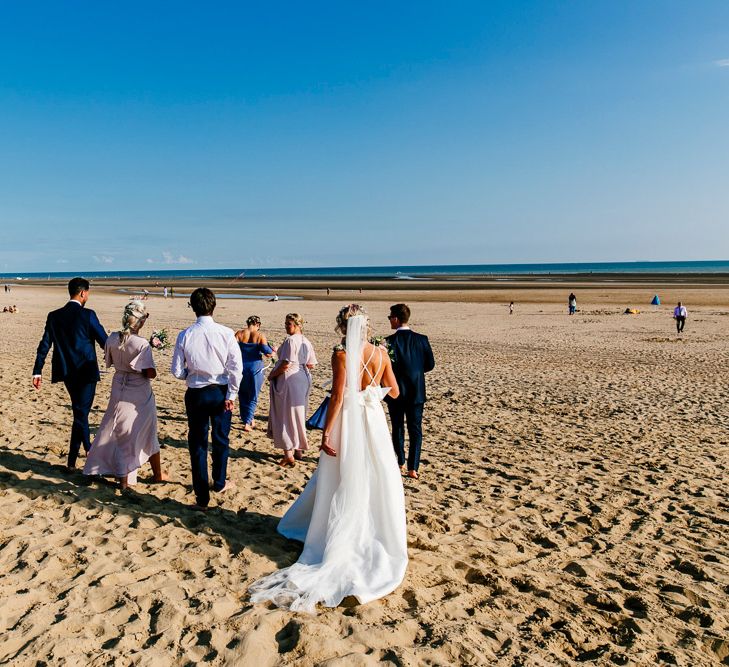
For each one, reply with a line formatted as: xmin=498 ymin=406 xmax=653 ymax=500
xmin=250 ymin=304 xmax=408 ymax=612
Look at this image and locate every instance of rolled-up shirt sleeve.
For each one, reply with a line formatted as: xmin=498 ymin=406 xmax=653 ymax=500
xmin=171 ymin=331 xmax=188 ymax=380
xmin=225 ymin=333 xmax=243 ymax=400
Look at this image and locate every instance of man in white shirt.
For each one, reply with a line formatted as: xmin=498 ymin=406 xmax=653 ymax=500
xmin=673 ymin=301 xmax=688 ymax=334
xmin=172 ymin=288 xmax=243 ymax=510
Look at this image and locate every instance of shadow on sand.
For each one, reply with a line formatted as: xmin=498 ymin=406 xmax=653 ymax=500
xmin=0 ymin=447 xmax=297 ymax=567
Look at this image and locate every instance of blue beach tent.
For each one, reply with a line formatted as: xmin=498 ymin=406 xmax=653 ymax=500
xmin=651 ymin=295 xmax=660 ymax=306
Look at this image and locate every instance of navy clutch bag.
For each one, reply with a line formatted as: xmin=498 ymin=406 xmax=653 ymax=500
xmin=306 ymin=394 xmax=330 ymax=430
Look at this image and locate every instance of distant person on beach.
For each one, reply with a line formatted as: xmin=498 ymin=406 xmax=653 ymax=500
xmin=267 ymin=313 xmax=317 ymax=466
xmin=83 ymin=300 xmax=168 ymax=489
xmin=235 ymin=316 xmax=275 ymax=432
xmin=674 ymin=302 xmax=687 ymax=334
xmin=163 ymin=286 xmax=168 ymax=299
xmin=171 ymin=288 xmax=243 ymax=510
xmin=568 ymin=292 xmax=577 ymax=315
xmin=384 ymin=303 xmax=435 ymax=480
xmin=509 ymin=301 xmax=514 ymax=315
xmin=32 ymin=277 xmax=108 ymax=471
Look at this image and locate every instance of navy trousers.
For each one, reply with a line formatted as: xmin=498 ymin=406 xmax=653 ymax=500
xmin=63 ymin=379 xmax=96 ymax=468
xmin=388 ymin=400 xmax=424 ymax=472
xmin=185 ymin=384 xmax=232 ymax=507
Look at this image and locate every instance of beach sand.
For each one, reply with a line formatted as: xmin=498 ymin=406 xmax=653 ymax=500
xmin=1 ymin=285 xmax=727 ymax=665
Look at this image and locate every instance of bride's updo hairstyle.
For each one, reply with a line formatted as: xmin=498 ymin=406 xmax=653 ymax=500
xmin=120 ymin=299 xmax=148 ymax=344
xmin=335 ymin=303 xmax=370 ymax=338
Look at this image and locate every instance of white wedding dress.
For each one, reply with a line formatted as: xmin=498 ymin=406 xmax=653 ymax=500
xmin=249 ymin=315 xmax=408 ymax=613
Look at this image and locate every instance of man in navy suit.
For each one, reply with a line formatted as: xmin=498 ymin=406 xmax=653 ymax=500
xmin=385 ymin=303 xmax=435 ymax=480
xmin=32 ymin=277 xmax=108 ymax=470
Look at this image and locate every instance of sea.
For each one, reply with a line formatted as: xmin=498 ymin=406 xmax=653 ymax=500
xmin=2 ymin=260 xmax=729 ymax=282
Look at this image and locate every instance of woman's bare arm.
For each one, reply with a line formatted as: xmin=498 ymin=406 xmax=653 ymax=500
xmin=269 ymin=360 xmax=290 ymax=379
xmin=321 ymin=350 xmax=346 ymax=456
xmin=142 ymin=367 xmax=157 ymax=379
xmin=380 ymin=350 xmax=399 ymax=399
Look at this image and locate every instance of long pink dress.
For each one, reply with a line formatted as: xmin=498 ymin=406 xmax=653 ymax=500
xmin=267 ymin=333 xmax=317 ymax=452
xmin=83 ymin=333 xmax=160 ymax=485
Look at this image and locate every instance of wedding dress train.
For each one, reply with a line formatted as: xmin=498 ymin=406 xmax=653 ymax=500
xmin=249 ymin=315 xmax=407 ymax=613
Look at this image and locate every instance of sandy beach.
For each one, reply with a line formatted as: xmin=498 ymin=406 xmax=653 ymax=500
xmin=1 ymin=283 xmax=727 ymax=666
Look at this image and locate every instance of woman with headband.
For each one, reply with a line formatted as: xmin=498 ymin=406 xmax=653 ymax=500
xmin=83 ymin=300 xmax=167 ymax=489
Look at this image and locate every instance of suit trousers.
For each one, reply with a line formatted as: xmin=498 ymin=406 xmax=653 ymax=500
xmin=63 ymin=379 xmax=97 ymax=468
xmin=185 ymin=384 xmax=232 ymax=507
xmin=388 ymin=400 xmax=424 ymax=472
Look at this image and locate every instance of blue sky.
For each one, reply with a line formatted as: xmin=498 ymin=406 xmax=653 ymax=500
xmin=1 ymin=1 xmax=728 ymax=272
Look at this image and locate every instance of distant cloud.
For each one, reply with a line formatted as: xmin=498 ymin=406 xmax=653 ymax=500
xmin=715 ymin=59 xmax=729 ymax=67
xmin=93 ymin=255 xmax=114 ymax=264
xmin=163 ymin=251 xmax=194 ymax=264
xmin=146 ymin=251 xmax=195 ymax=265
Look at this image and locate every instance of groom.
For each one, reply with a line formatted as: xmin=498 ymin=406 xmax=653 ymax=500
xmin=385 ymin=303 xmax=435 ymax=480
xmin=32 ymin=277 xmax=108 ymax=470
xmin=171 ymin=287 xmax=243 ymax=510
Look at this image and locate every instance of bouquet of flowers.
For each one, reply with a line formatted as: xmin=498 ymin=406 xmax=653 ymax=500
xmin=150 ymin=329 xmax=171 ymax=350
xmin=370 ymin=335 xmax=396 ymax=363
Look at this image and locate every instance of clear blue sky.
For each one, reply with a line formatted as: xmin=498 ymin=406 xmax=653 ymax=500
xmin=1 ymin=1 xmax=728 ymax=272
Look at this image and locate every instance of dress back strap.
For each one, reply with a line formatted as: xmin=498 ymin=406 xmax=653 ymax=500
xmin=361 ymin=344 xmax=382 ymax=386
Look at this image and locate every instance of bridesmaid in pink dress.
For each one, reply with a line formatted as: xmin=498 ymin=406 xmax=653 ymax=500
xmin=83 ymin=300 xmax=167 ymax=489
xmin=267 ymin=313 xmax=317 ymax=466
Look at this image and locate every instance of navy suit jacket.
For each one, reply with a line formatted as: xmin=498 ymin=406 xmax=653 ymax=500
xmin=385 ymin=328 xmax=435 ymax=405
xmin=33 ymin=302 xmax=108 ymax=384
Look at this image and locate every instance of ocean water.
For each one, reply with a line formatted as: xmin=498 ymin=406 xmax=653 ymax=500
xmin=2 ymin=260 xmax=729 ymax=281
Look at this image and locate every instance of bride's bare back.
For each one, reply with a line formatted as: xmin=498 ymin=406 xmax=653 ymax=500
xmin=359 ymin=342 xmax=388 ymax=390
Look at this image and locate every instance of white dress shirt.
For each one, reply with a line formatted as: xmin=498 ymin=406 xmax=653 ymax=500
xmin=674 ymin=306 xmax=687 ymax=318
xmin=171 ymin=316 xmax=243 ymax=400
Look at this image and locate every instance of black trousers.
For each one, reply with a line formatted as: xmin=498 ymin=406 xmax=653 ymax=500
xmin=388 ymin=400 xmax=424 ymax=472
xmin=63 ymin=379 xmax=96 ymax=468
xmin=185 ymin=384 xmax=232 ymax=507
xmin=676 ymin=316 xmax=686 ymax=333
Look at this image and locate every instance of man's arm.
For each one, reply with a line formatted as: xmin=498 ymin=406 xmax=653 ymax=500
xmin=32 ymin=315 xmax=53 ymax=387
xmin=422 ymin=335 xmax=435 ymax=373
xmin=170 ymin=331 xmax=188 ymax=380
xmin=225 ymin=334 xmax=243 ymax=401
xmin=89 ymin=310 xmax=108 ymax=348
